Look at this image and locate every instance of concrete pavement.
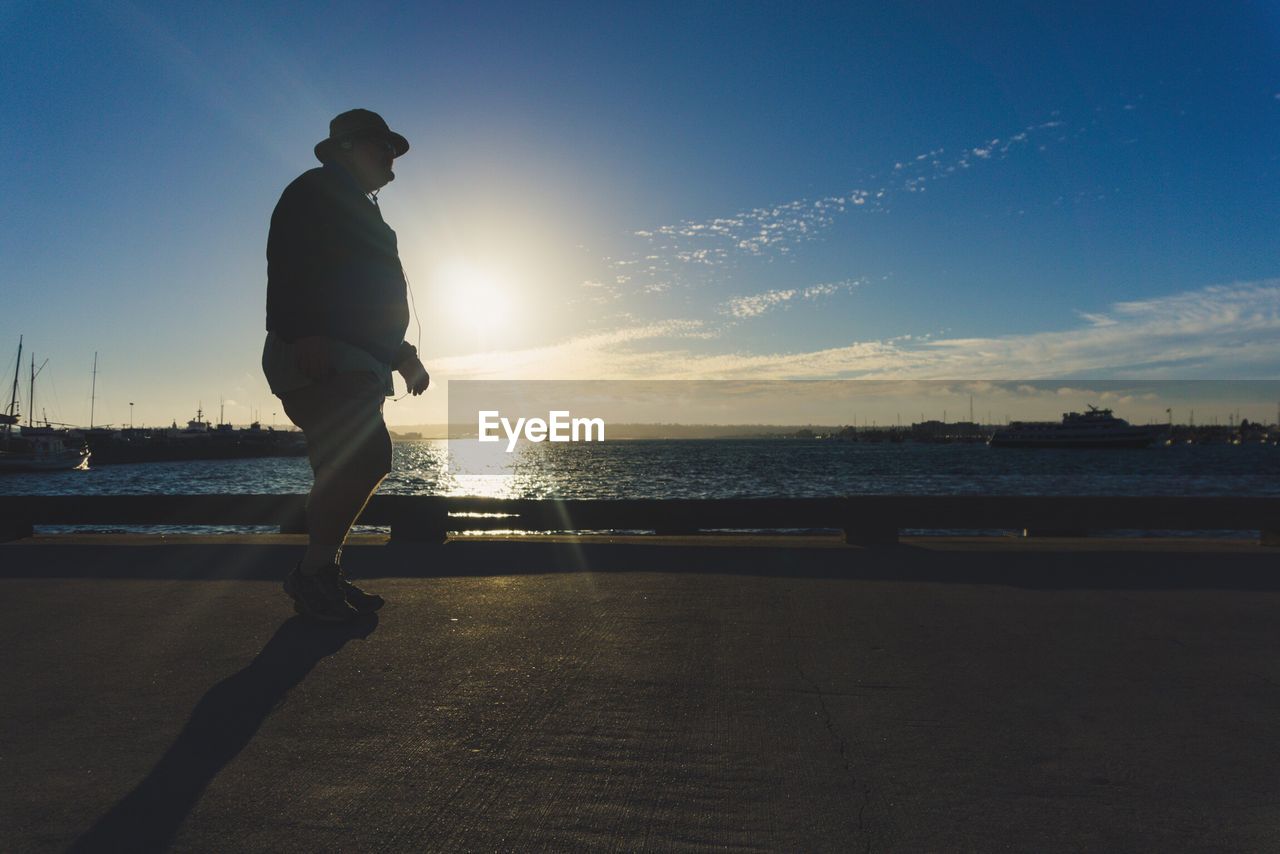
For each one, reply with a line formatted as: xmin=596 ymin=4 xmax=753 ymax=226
xmin=2 ymin=535 xmax=1279 ymax=852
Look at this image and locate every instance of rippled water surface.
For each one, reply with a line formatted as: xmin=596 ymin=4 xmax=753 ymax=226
xmin=4 ymin=439 xmax=1278 ymax=498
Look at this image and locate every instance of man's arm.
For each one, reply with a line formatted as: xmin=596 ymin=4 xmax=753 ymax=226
xmin=267 ymin=173 xmax=343 ymax=380
xmin=394 ymin=342 xmax=430 ymax=395
xmin=267 ymin=172 xmax=343 ymax=343
xmin=292 ymin=336 xmax=337 ymax=382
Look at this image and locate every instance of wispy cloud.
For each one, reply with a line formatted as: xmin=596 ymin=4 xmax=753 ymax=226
xmin=720 ymin=278 xmax=865 ymax=319
xmin=722 ymin=288 xmax=797 ymax=319
xmin=842 ymin=281 xmax=1280 ymax=380
xmin=1075 ymin=311 xmax=1118 ymax=327
xmin=598 ymin=118 xmax=1069 ymax=297
xmin=435 ymin=281 xmax=1280 ymax=381
xmin=432 ymin=319 xmax=715 ymax=379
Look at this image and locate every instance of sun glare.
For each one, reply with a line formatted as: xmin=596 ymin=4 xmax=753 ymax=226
xmin=438 ymin=262 xmax=514 ymax=338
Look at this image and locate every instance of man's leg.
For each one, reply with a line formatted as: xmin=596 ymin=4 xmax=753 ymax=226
xmin=305 ymin=435 xmax=391 ymax=557
xmin=280 ymin=373 xmax=392 ymax=618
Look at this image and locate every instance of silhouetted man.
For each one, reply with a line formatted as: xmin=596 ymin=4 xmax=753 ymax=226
xmin=263 ymin=109 xmax=429 ymax=621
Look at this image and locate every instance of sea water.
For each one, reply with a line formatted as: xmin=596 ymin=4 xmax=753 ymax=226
xmin=2 ymin=439 xmax=1277 ymax=534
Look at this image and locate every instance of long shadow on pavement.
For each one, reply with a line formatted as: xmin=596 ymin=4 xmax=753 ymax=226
xmin=68 ymin=613 xmax=378 ymax=853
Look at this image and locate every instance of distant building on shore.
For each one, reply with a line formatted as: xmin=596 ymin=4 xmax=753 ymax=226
xmin=910 ymin=420 xmax=985 ymax=440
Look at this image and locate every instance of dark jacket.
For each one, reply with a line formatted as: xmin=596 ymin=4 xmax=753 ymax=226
xmin=266 ymin=163 xmax=411 ymax=366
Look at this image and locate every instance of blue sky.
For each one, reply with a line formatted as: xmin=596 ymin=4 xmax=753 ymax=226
xmin=2 ymin=1 xmax=1278 ymax=427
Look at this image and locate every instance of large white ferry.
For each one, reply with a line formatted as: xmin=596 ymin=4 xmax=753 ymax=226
xmin=989 ymin=405 xmax=1166 ymax=449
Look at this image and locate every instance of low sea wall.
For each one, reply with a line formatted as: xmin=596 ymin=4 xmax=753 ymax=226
xmin=1 ymin=493 xmax=1276 ymax=545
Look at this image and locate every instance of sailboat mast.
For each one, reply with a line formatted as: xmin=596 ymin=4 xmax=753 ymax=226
xmin=6 ymin=336 xmax=20 ymax=422
xmin=3 ymin=337 xmax=20 ymax=445
xmin=26 ymin=355 xmax=48 ymax=429
xmin=90 ymin=352 xmax=97 ymax=430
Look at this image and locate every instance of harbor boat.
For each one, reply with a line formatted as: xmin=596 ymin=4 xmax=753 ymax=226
xmin=989 ymin=405 xmax=1166 ymax=449
xmin=1 ymin=337 xmax=91 ymax=473
xmin=0 ymin=425 xmax=90 ymax=472
xmin=79 ymin=406 xmax=307 ymax=464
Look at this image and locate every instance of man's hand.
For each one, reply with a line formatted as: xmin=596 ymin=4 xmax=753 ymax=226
xmin=397 ymin=356 xmax=430 ymax=395
xmin=293 ymin=336 xmax=336 ymax=381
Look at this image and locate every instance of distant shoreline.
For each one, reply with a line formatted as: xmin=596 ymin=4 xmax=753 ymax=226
xmin=389 ymin=422 xmax=1275 ymax=443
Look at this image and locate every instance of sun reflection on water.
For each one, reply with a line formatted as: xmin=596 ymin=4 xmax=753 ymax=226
xmin=386 ymin=438 xmax=543 ymax=498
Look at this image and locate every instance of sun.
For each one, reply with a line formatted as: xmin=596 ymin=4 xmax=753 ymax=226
xmin=437 ymin=262 xmax=514 ymax=338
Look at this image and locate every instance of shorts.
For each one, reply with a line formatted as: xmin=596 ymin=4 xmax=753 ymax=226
xmin=279 ymin=371 xmax=392 ymax=476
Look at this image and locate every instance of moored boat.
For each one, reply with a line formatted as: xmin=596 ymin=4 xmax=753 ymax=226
xmin=1 ymin=337 xmax=91 ymax=472
xmin=79 ymin=408 xmax=307 ymax=464
xmin=0 ymin=426 xmax=90 ymax=472
xmin=989 ymin=405 xmax=1166 ymax=449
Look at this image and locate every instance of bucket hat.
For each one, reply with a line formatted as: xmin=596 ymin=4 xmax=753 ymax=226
xmin=314 ymin=109 xmax=409 ymax=163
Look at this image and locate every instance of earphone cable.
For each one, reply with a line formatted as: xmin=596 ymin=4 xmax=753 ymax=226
xmin=390 ymin=268 xmax=423 ymax=403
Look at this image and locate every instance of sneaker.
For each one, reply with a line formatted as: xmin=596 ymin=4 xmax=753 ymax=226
xmin=338 ymin=569 xmax=385 ymax=613
xmin=284 ymin=563 xmax=358 ymax=622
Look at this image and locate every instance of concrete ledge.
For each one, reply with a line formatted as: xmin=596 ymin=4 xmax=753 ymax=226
xmin=4 ymin=494 xmax=1277 ymax=543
